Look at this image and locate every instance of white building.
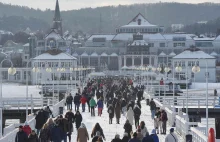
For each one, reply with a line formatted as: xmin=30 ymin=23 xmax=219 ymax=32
xmin=171 ymin=24 xmax=184 ymax=32
xmin=172 ymin=47 xmax=216 ymax=83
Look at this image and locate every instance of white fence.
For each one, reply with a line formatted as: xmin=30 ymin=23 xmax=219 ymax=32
xmin=191 ymin=127 xmax=207 ymax=142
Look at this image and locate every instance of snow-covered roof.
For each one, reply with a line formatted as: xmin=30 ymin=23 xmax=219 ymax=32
xmin=159 ymin=51 xmax=166 ymax=56
xmin=173 ymin=50 xmax=215 ymax=59
xmin=121 ymin=66 xmax=128 ymax=70
xmin=45 ymin=29 xmax=63 ymax=40
xmin=112 ymin=33 xmax=165 ymax=41
xmin=169 ymin=51 xmax=176 ymax=56
xmin=33 ymin=52 xmax=76 ymax=60
xmin=81 ymin=52 xmax=88 ymax=56
xmin=110 ymin=53 xmax=118 ymax=56
xmin=194 ymin=37 xmax=215 ymax=41
xmin=129 ymin=40 xmax=148 ymax=46
xmin=210 ymin=51 xmax=218 ymax=56
xmin=88 ymin=35 xmax=115 ymax=41
xmin=23 ymin=43 xmax=29 ymax=47
xmin=101 ymin=52 xmax=108 ymax=57
xmin=90 ymin=52 xmax=98 ymax=57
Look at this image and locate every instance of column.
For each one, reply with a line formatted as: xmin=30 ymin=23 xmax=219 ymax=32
xmin=88 ymin=57 xmax=90 ymax=67
xmin=124 ymin=55 xmax=126 ymax=66
xmin=132 ymin=56 xmax=134 ymax=66
xmin=98 ymin=56 xmax=100 ymax=68
xmin=108 ymin=56 xmax=110 ymax=65
xmin=118 ymin=56 xmax=121 ymax=70
xmin=149 ymin=56 xmax=152 ymax=65
xmin=141 ymin=55 xmax=143 ymax=66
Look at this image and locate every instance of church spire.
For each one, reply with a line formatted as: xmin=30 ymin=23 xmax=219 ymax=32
xmin=52 ymin=0 xmax=63 ymax=36
xmin=54 ymin=0 xmax=61 ymax=21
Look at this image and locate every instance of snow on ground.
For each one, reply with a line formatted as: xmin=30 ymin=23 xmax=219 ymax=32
xmin=2 ymin=83 xmax=41 ymax=98
xmin=68 ymin=101 xmax=184 ymax=142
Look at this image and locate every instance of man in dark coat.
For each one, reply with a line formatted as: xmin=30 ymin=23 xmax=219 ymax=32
xmin=133 ymin=105 xmax=141 ymax=129
xmin=50 ymin=122 xmax=62 ymax=142
xmin=149 ymin=99 xmax=157 ymax=120
xmin=108 ymin=104 xmax=114 ymax=124
xmin=15 ymin=126 xmax=28 ymax=142
xmin=35 ymin=109 xmax=47 ymax=135
xmin=123 ymin=120 xmax=132 ymax=139
xmin=75 ymin=110 xmax=83 ymax=129
xmin=74 ymin=93 xmax=81 ymax=111
xmin=66 ymin=94 xmax=73 ymax=110
xmin=115 ymin=101 xmax=121 ymax=124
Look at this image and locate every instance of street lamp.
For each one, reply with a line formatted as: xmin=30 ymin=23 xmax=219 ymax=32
xmin=0 ymin=59 xmax=16 ymax=138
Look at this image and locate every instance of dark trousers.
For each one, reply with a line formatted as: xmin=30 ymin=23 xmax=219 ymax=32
xmin=109 ymin=118 xmax=112 ymax=124
xmin=91 ymin=106 xmax=95 ymax=116
xmin=67 ymin=103 xmax=72 ymax=110
xmin=162 ymin=121 xmax=167 ymax=134
xmin=82 ymin=104 xmax=85 ymax=112
xmin=87 ymin=101 xmax=90 ymax=112
xmin=75 ymin=103 xmax=79 ymax=111
xmin=135 ymin=118 xmax=139 ymax=128
xmin=116 ymin=118 xmax=120 ymax=124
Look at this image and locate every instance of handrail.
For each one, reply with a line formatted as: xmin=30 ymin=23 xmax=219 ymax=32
xmin=191 ymin=127 xmax=207 ymax=142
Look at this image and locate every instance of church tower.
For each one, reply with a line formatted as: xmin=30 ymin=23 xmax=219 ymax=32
xmin=53 ymin=0 xmax=63 ymax=36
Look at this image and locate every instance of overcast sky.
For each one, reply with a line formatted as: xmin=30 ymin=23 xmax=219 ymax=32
xmin=0 ymin=0 xmax=219 ymax=10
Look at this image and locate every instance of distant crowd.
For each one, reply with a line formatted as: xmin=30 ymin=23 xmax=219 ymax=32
xmin=15 ymin=77 xmax=178 ymax=142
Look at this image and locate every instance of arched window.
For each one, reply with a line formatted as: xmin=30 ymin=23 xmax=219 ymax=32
xmin=138 ymin=19 xmax=141 ymax=25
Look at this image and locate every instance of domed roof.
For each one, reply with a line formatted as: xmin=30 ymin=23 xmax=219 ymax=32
xmin=101 ymin=52 xmax=108 ymax=57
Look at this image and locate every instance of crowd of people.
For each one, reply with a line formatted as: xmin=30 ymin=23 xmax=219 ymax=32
xmin=15 ymin=77 xmax=178 ymax=142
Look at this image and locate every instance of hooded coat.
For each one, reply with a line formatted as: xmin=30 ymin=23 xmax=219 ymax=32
xmin=77 ymin=123 xmax=89 ymax=142
xmin=115 ymin=102 xmax=121 ymax=119
xmin=108 ymin=105 xmax=114 ymax=118
xmin=35 ymin=110 xmax=47 ymax=130
xmin=126 ymin=107 xmax=134 ymax=125
xmin=23 ymin=125 xmax=32 ymax=136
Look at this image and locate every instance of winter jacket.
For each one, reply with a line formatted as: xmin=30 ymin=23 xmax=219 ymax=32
xmin=65 ymin=111 xmax=75 ymax=123
xmin=50 ymin=125 xmax=62 ymax=142
xmin=39 ymin=128 xmax=50 ymax=141
xmin=124 ymin=122 xmax=132 ymax=134
xmin=15 ymin=130 xmax=28 ymax=142
xmin=141 ymin=135 xmax=154 ymax=142
xmin=149 ymin=100 xmax=156 ymax=111
xmin=97 ymin=100 xmax=104 ymax=108
xmin=77 ymin=127 xmax=89 ymax=142
xmin=140 ymin=127 xmax=148 ymax=137
xmin=80 ymin=96 xmax=87 ymax=104
xmin=115 ymin=102 xmax=121 ymax=119
xmin=121 ymin=100 xmax=127 ymax=108
xmin=137 ymin=132 xmax=143 ymax=141
xmin=150 ymin=134 xmax=159 ymax=142
xmin=108 ymin=105 xmax=114 ymax=118
xmin=165 ymin=133 xmax=178 ymax=142
xmin=66 ymin=95 xmax=73 ymax=104
xmin=91 ymin=127 xmax=105 ymax=139
xmin=133 ymin=106 xmax=141 ymax=119
xmin=28 ymin=134 xmax=39 ymax=142
xmin=23 ymin=125 xmax=32 ymax=136
xmin=128 ymin=138 xmax=140 ymax=142
xmin=122 ymin=136 xmax=130 ymax=142
xmin=161 ymin=111 xmax=168 ymax=122
xmin=35 ymin=110 xmax=47 ymax=129
xmin=90 ymin=98 xmax=97 ymax=107
xmin=111 ymin=138 xmax=122 ymax=142
xmin=75 ymin=114 xmax=83 ymax=128
xmin=74 ymin=95 xmax=81 ymax=104
xmin=127 ymin=107 xmax=134 ymax=125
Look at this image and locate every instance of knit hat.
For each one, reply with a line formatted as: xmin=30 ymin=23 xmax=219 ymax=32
xmin=170 ymin=128 xmax=174 ymax=132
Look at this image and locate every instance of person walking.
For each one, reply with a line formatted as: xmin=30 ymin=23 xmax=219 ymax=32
xmin=75 ymin=110 xmax=83 ymax=130
xmin=108 ymin=104 xmax=114 ymax=124
xmin=149 ymin=99 xmax=157 ymax=120
xmin=23 ymin=121 xmax=32 ymax=136
xmin=66 ymin=94 xmax=73 ymax=110
xmin=126 ymin=107 xmax=134 ymax=125
xmin=121 ymin=133 xmax=130 ymax=142
xmin=139 ymin=121 xmax=148 ymax=137
xmin=28 ymin=130 xmax=39 ymax=142
xmin=155 ymin=108 xmax=162 ymax=134
xmin=80 ymin=95 xmax=87 ymax=112
xmin=65 ymin=110 xmax=74 ymax=142
xmin=74 ymin=93 xmax=81 ymax=111
xmin=97 ymin=98 xmax=104 ymax=116
xmin=128 ymin=132 xmax=139 ymax=142
xmin=111 ymin=134 xmax=122 ymax=142
xmin=124 ymin=120 xmax=133 ymax=139
xmin=141 ymin=132 xmax=154 ymax=142
xmin=50 ymin=122 xmax=62 ymax=142
xmin=77 ymin=123 xmax=89 ymax=142
xmin=115 ymin=101 xmax=121 ymax=124
xmin=91 ymin=123 xmax=106 ymax=140
xmin=165 ymin=128 xmax=178 ymax=142
xmin=35 ymin=109 xmax=47 ymax=135
xmin=15 ymin=126 xmax=28 ymax=142
xmin=39 ymin=124 xmax=50 ymax=142
xmin=133 ymin=105 xmax=141 ymax=128
xmin=121 ymin=99 xmax=127 ymax=116
xmin=161 ymin=110 xmax=168 ymax=135
xmin=90 ymin=96 xmax=97 ymax=116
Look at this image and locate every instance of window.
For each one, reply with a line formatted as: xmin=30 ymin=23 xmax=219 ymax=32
xmin=173 ymin=42 xmax=185 ymax=47
xmin=195 ymin=42 xmax=213 ymax=47
xmin=160 ymin=43 xmax=165 ymax=47
xmin=138 ymin=19 xmax=141 ymax=25
xmin=173 ymin=37 xmax=186 ymax=41
xmin=92 ymin=38 xmax=106 ymax=42
xmin=149 ymin=43 xmax=154 ymax=47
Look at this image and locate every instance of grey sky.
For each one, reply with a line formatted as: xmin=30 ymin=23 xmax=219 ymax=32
xmin=0 ymin=0 xmax=219 ymax=10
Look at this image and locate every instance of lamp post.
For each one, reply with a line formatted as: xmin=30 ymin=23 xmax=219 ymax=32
xmin=0 ymin=59 xmax=16 ymax=138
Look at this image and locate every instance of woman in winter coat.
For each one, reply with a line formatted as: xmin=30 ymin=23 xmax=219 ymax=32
xmin=108 ymin=104 xmax=114 ymax=124
xmin=115 ymin=101 xmax=121 ymax=124
xmin=97 ymin=98 xmax=104 ymax=116
xmin=139 ymin=121 xmax=148 ymax=137
xmin=75 ymin=110 xmax=83 ymax=130
xmin=23 ymin=121 xmax=32 ymax=136
xmin=126 ymin=107 xmax=134 ymax=125
xmin=77 ymin=123 xmax=89 ymax=142
xmin=50 ymin=123 xmax=62 ymax=142
xmin=28 ymin=130 xmax=39 ymax=142
xmin=91 ymin=123 xmax=106 ymax=140
xmin=133 ymin=105 xmax=141 ymax=128
xmin=124 ymin=120 xmax=132 ymax=139
xmin=39 ymin=123 xmax=50 ymax=142
xmin=46 ymin=118 xmax=54 ymax=130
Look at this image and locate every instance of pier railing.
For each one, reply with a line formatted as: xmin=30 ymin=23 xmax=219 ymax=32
xmin=191 ymin=127 xmax=207 ymax=142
